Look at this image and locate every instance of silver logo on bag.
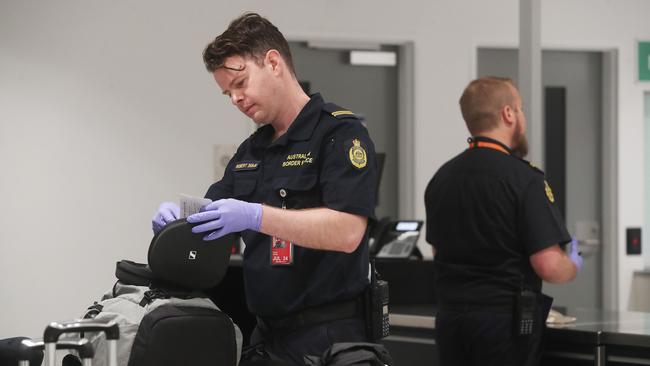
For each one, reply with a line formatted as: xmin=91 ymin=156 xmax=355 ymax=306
xmin=188 ymin=251 xmax=197 ymax=260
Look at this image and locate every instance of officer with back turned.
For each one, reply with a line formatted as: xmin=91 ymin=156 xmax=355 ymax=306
xmin=425 ymin=76 xmax=583 ymax=366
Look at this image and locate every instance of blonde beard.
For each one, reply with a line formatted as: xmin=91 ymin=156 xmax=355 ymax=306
xmin=512 ymin=123 xmax=529 ymax=158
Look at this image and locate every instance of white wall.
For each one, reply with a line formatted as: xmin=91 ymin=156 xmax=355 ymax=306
xmin=1 ymin=0 xmax=649 ymax=338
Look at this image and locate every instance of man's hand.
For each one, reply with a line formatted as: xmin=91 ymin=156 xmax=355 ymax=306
xmin=569 ymin=237 xmax=583 ymax=272
xmin=152 ymin=202 xmax=180 ymax=234
xmin=187 ymin=198 xmax=262 ymax=241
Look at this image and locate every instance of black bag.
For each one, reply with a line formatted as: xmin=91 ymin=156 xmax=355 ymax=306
xmin=0 ymin=337 xmax=43 ymax=366
xmin=303 ymin=342 xmax=394 ymax=366
xmin=147 ymin=219 xmax=237 ymax=289
xmin=117 ymin=219 xmax=237 ymax=290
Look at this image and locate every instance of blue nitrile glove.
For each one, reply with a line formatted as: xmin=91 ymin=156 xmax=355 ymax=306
xmin=152 ymin=202 xmax=180 ymax=235
xmin=569 ymin=236 xmax=583 ymax=272
xmin=186 ymin=198 xmax=262 ymax=241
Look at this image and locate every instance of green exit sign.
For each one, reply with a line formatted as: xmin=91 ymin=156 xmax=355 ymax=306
xmin=639 ymin=41 xmax=650 ymax=81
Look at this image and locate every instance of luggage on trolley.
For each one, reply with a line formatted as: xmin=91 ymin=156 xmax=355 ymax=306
xmin=62 ymin=220 xmax=242 ymax=366
xmin=2 ymin=219 xmax=242 ymax=366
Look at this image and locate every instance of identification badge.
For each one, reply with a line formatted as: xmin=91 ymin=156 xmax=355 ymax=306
xmin=271 ymin=237 xmax=293 ymax=265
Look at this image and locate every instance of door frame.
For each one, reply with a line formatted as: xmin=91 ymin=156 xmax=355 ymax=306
xmin=286 ymin=37 xmax=417 ymax=221
xmin=471 ymin=44 xmax=619 ymax=310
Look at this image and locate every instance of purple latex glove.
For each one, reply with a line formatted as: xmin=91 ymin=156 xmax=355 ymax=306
xmin=152 ymin=202 xmax=180 ymax=234
xmin=187 ymin=198 xmax=262 ymax=241
xmin=569 ymin=236 xmax=583 ymax=272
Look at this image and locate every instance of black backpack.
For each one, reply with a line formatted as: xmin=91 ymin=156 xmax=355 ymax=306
xmin=303 ymin=342 xmax=393 ymax=366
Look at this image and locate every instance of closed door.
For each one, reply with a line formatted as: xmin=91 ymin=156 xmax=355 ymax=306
xmin=478 ymin=48 xmax=604 ymax=309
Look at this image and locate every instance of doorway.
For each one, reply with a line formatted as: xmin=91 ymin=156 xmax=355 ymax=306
xmin=478 ymin=48 xmax=608 ymax=309
xmin=289 ymin=42 xmax=401 ymax=220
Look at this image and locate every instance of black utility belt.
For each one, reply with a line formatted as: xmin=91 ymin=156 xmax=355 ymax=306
xmin=258 ymin=298 xmax=362 ymax=331
xmin=438 ymin=302 xmax=515 ymax=313
xmin=440 ymin=291 xmax=545 ymax=337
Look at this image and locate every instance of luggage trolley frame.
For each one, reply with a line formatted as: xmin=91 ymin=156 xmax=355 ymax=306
xmin=18 ymin=338 xmax=94 ymax=366
xmin=43 ymin=318 xmax=119 ymax=366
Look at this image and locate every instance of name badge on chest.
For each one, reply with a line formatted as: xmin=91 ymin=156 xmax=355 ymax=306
xmin=271 ymin=187 xmax=294 ymax=266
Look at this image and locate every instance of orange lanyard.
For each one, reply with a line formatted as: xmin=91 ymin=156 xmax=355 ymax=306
xmin=468 ymin=140 xmax=510 ymax=155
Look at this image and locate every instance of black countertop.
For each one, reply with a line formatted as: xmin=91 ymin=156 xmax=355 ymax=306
xmin=224 ymin=254 xmax=650 ymax=361
xmin=389 ymin=305 xmax=650 ymax=349
xmin=389 ymin=304 xmax=436 ymax=330
xmin=546 ymin=308 xmax=650 ymax=348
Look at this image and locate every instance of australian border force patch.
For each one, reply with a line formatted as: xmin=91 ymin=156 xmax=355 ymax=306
xmin=348 ymin=138 xmax=367 ymax=169
xmin=544 ymin=180 xmax=555 ymax=203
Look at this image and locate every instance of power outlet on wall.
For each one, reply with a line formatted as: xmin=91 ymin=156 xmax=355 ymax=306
xmin=627 ymin=227 xmax=642 ymax=255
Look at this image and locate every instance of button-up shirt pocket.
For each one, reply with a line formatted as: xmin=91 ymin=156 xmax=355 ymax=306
xmin=271 ymin=174 xmax=320 ymax=209
xmin=232 ymin=174 xmax=258 ymax=200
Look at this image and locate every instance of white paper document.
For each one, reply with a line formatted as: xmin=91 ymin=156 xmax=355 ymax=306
xmin=179 ymin=193 xmax=212 ymax=218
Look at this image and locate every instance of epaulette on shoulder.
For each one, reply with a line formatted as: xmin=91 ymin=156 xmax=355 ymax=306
xmin=322 ymin=102 xmax=359 ymax=120
xmin=518 ymin=157 xmax=545 ymax=175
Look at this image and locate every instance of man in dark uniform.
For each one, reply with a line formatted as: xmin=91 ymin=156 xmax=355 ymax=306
xmin=424 ymin=77 xmax=583 ymax=366
xmin=152 ymin=13 xmax=377 ymax=365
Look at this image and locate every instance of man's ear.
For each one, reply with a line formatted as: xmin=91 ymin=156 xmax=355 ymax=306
xmin=265 ymin=49 xmax=283 ymax=75
xmin=501 ymin=105 xmax=515 ymax=127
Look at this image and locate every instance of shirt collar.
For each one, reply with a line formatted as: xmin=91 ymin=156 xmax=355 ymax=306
xmin=250 ymin=93 xmax=324 ymax=149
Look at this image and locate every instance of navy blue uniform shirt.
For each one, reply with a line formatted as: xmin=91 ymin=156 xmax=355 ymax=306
xmin=206 ymin=93 xmax=377 ymax=317
xmin=424 ymin=136 xmax=571 ymax=307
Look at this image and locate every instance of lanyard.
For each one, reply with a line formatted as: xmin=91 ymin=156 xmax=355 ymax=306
xmin=468 ymin=140 xmax=510 ymax=155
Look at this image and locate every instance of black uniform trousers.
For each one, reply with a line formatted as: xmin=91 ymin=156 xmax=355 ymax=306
xmin=435 ymin=306 xmax=546 ymax=366
xmin=241 ymin=317 xmax=367 ymax=366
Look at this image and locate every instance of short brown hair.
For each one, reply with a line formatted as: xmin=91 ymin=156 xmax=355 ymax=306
xmin=202 ymin=12 xmax=295 ymax=75
xmin=459 ymin=77 xmax=518 ymax=135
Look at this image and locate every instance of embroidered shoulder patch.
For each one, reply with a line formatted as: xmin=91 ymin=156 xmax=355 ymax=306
xmin=348 ymin=139 xmax=367 ymax=169
xmin=544 ymin=180 xmax=555 ymax=203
